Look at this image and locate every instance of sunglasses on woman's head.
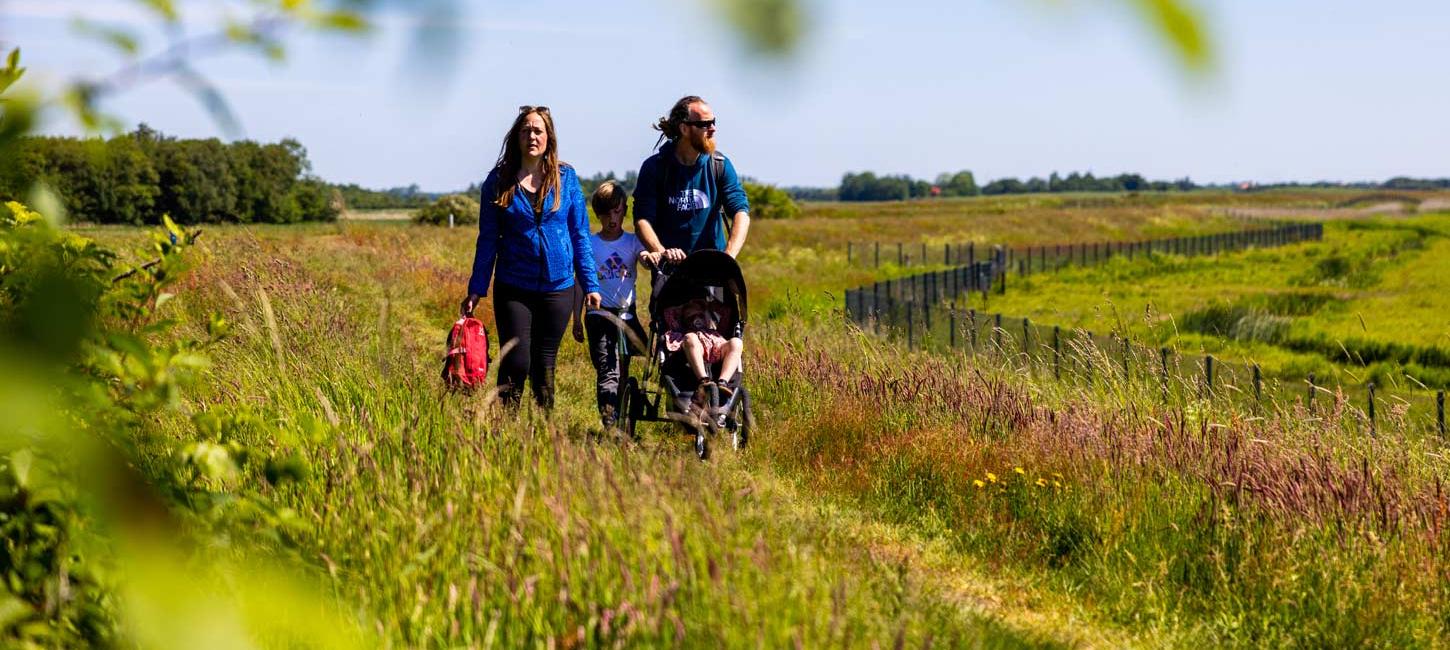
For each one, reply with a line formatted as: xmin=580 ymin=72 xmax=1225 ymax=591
xmin=519 ymin=105 xmax=550 ymax=113
xmin=681 ymin=118 xmax=716 ymax=129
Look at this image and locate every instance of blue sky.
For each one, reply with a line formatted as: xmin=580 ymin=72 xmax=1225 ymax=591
xmin=4 ymin=0 xmax=1449 ymax=190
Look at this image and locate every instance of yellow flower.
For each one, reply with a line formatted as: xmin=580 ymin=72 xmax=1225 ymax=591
xmin=986 ymin=472 xmax=998 ymax=483
xmin=1013 ymin=467 xmax=1026 ymax=476
xmin=973 ymin=480 xmax=985 ymax=488
xmin=1035 ymin=478 xmax=1047 ymax=487
xmin=1052 ymin=480 xmax=1062 ymax=488
xmin=1052 ymin=472 xmax=1064 ymax=480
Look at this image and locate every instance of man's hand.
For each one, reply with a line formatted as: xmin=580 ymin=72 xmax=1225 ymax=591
xmin=662 ymin=248 xmax=686 ymax=263
xmin=585 ymin=292 xmax=603 ymax=310
xmin=460 ymin=294 xmax=482 ymax=317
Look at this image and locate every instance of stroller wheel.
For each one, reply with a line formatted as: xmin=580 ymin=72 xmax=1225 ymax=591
xmin=694 ymin=429 xmax=710 ymax=460
xmin=620 ymin=377 xmax=640 ymax=441
xmin=732 ymin=387 xmax=753 ymax=450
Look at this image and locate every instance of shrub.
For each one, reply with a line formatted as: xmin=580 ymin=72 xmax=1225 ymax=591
xmin=744 ymin=181 xmax=800 ymax=220
xmin=413 ymin=194 xmax=479 ymax=226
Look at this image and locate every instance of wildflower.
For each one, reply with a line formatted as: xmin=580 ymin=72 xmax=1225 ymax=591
xmin=1013 ymin=467 xmax=1025 ymax=476
xmin=1052 ymin=472 xmax=1064 ymax=480
xmin=986 ymin=472 xmax=998 ymax=483
xmin=1052 ymin=480 xmax=1062 ymax=488
xmin=973 ymin=480 xmax=985 ymax=488
xmin=1035 ymin=478 xmax=1047 ymax=487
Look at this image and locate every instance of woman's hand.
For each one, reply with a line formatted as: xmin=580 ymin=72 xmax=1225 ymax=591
xmin=662 ymin=248 xmax=686 ymax=263
xmin=460 ymin=294 xmax=482 ymax=317
xmin=585 ymin=292 xmax=603 ymax=310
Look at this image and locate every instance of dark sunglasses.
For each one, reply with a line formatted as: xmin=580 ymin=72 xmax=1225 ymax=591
xmin=518 ymin=105 xmax=550 ymax=113
xmin=681 ymin=118 xmax=716 ymax=129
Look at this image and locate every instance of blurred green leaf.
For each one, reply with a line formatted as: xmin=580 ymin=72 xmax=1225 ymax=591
xmin=0 ymin=48 xmax=25 ymax=95
xmin=137 ymin=0 xmax=179 ymax=24
xmin=313 ymin=10 xmax=370 ymax=33
xmin=71 ymin=19 xmax=142 ymax=57
xmin=712 ymin=0 xmax=806 ymax=57
xmin=9 ymin=449 xmax=32 ymax=491
xmin=1129 ymin=0 xmax=1213 ymax=72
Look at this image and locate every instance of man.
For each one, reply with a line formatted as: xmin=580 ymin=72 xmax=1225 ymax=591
xmin=633 ymin=95 xmax=751 ymax=261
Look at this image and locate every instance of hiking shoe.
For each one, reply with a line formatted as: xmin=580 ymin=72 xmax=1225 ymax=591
xmin=600 ymin=404 xmax=616 ymax=430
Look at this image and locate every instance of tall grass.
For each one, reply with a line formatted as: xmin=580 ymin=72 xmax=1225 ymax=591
xmin=131 ymin=224 xmax=1052 ymax=647
xmin=74 ymin=206 xmax=1450 ymax=647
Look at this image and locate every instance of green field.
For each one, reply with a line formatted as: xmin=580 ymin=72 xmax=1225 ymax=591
xmin=10 ymin=192 xmax=1450 ymax=647
xmin=966 ymin=215 xmax=1450 ymax=393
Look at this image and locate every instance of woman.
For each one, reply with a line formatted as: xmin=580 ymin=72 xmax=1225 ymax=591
xmin=462 ymin=106 xmax=601 ymax=409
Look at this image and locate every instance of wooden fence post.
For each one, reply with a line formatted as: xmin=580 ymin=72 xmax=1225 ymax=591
xmin=949 ymin=306 xmax=957 ymax=349
xmin=968 ymin=309 xmax=978 ymax=353
xmin=1438 ymin=391 xmax=1446 ymax=439
xmin=874 ymin=242 xmax=880 ymax=268
xmin=1160 ymin=347 xmax=1170 ymax=402
xmin=994 ymin=313 xmax=1003 ymax=352
xmin=1203 ymin=355 xmax=1215 ymax=399
xmin=1367 ymin=382 xmax=1377 ymax=436
xmin=1022 ymin=317 xmax=1031 ymax=358
xmin=1053 ymin=326 xmax=1062 ymax=380
xmin=906 ymin=301 xmax=915 ymax=349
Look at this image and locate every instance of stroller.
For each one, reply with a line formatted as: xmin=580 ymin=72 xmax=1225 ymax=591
xmin=617 ymin=250 xmax=755 ymax=460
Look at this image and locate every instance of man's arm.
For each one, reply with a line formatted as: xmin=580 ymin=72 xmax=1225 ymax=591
xmin=720 ymin=158 xmax=751 ymax=258
xmin=724 ymin=210 xmax=750 ymax=258
xmin=635 ymin=218 xmax=666 ymax=253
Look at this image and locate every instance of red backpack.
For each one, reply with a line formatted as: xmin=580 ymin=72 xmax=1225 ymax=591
xmin=442 ymin=317 xmax=490 ymax=390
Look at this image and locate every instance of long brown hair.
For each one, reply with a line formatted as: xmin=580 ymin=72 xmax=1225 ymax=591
xmin=653 ymin=95 xmax=703 ymax=147
xmin=494 ymin=105 xmax=561 ymax=213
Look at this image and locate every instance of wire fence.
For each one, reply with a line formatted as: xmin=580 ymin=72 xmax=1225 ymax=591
xmin=845 ymin=222 xmax=1324 ymax=275
xmin=843 ymin=281 xmax=1449 ymax=440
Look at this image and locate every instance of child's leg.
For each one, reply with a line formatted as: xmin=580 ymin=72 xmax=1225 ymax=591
xmin=583 ymin=312 xmax=619 ymax=418
xmin=718 ymin=337 xmax=744 ymax=385
xmin=681 ymin=332 xmax=710 ymax=380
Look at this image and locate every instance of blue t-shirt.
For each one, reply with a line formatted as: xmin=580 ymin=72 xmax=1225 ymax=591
xmin=632 ymin=143 xmax=750 ymax=253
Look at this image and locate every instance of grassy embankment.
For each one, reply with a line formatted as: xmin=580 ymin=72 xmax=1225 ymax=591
xmin=77 ymin=195 xmax=1450 ymax=647
xmin=968 ymin=215 xmax=1450 ymax=398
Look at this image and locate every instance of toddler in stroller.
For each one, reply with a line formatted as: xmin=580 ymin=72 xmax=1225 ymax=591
xmin=662 ymin=296 xmax=743 ymax=417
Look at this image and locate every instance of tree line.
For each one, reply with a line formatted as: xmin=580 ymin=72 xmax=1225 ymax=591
xmin=834 ymin=170 xmax=1197 ymax=201
xmin=821 ymin=170 xmax=1450 ymax=202
xmin=333 ymin=183 xmax=437 ymax=210
xmin=0 ymin=125 xmax=338 ymax=224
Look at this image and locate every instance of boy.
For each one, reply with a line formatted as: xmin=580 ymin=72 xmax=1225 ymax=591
xmin=577 ymin=181 xmax=659 ymax=428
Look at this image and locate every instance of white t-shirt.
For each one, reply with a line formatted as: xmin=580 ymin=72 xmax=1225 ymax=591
xmin=590 ymin=232 xmax=646 ymax=311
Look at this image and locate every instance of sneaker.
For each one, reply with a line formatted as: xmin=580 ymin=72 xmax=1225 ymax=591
xmin=600 ymin=404 xmax=616 ymax=430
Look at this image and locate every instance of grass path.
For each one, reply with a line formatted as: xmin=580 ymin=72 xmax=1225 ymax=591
xmin=133 ymin=223 xmax=1146 ymax=647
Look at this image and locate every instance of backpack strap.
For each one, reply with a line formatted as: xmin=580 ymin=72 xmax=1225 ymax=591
xmin=712 ymin=151 xmax=732 ymax=240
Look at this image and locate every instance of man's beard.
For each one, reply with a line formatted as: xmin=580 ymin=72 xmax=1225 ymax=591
xmin=688 ymin=129 xmax=715 ymax=155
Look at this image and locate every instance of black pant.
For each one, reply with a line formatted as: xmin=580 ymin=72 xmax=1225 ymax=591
xmin=584 ymin=307 xmax=648 ymax=416
xmin=493 ymin=283 xmax=575 ymax=409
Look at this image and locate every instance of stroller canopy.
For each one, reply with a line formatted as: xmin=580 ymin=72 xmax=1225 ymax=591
xmin=651 ymin=250 xmax=749 ymax=334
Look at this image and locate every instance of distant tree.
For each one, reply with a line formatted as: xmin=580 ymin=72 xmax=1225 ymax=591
xmin=936 ymin=170 xmax=978 ymax=197
xmin=744 ymin=181 xmax=800 ymax=219
xmin=413 ymin=193 xmax=480 ymax=226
